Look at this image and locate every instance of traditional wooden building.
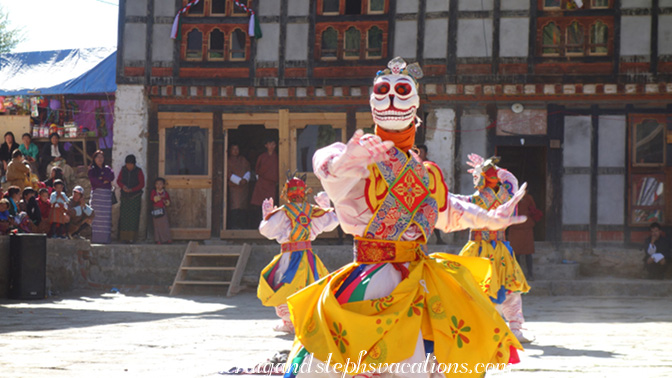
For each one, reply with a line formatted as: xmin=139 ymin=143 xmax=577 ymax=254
xmin=115 ymin=0 xmax=672 ymax=244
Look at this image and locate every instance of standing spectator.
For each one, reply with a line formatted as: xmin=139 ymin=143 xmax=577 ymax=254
xmin=19 ymin=133 xmax=39 ymax=173
xmin=37 ymin=188 xmax=51 ymax=234
xmin=39 ymin=133 xmax=67 ymax=181
xmin=643 ymin=222 xmax=670 ymax=280
xmin=6 ymin=150 xmax=31 ymax=189
xmin=88 ymin=150 xmax=115 ymax=244
xmin=117 ymin=154 xmax=145 ymax=243
xmin=509 ymin=193 xmax=542 ymax=280
xmin=49 ymin=179 xmax=69 ymax=239
xmin=0 ymin=131 xmax=19 ymax=176
xmin=150 ymin=177 xmax=172 ymax=244
xmin=67 ymin=186 xmax=95 ymax=240
xmin=227 ymin=143 xmax=251 ymax=229
xmin=250 ymin=138 xmax=279 ymax=227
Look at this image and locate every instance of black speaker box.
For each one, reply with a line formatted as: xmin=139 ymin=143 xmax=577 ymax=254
xmin=9 ymin=234 xmax=47 ymax=300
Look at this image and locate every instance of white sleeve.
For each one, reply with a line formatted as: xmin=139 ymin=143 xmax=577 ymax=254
xmin=309 ymin=209 xmax=340 ymax=239
xmin=258 ymin=209 xmax=292 ymax=243
xmin=230 ymin=174 xmax=242 ymax=185
xmin=313 ymin=142 xmax=369 ymax=204
xmin=242 ymin=171 xmax=251 ymax=181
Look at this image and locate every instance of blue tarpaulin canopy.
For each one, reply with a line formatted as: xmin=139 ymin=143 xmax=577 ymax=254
xmin=0 ymin=47 xmax=116 ymax=96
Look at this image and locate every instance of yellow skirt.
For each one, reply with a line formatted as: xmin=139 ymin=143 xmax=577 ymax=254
xmin=287 ymin=255 xmax=522 ymax=376
xmin=457 ymin=241 xmax=530 ymax=303
xmin=257 ymin=249 xmax=329 ymax=308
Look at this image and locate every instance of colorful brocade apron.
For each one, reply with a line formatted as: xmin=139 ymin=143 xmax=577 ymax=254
xmin=258 ymin=202 xmax=330 ymax=307
xmin=454 ymin=186 xmax=531 ymax=303
xmin=286 ymin=147 xmax=522 ymax=377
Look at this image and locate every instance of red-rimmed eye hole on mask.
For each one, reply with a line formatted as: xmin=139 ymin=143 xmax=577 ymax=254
xmin=395 ymin=83 xmax=412 ymax=96
xmin=373 ymin=82 xmax=390 ymax=95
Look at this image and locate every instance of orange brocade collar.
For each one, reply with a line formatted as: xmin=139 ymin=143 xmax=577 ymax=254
xmin=375 ymin=124 xmax=415 ymax=153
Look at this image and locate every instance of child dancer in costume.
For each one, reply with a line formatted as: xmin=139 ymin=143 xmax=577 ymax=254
xmin=284 ymin=58 xmax=527 ymax=378
xmin=448 ymin=154 xmax=532 ymax=343
xmin=258 ymin=173 xmax=339 ymax=333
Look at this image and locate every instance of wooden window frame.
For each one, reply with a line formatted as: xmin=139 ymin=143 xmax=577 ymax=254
xmin=316 ymin=22 xmax=387 ymax=61
xmin=631 ymin=115 xmax=667 ymax=168
xmin=210 ymin=0 xmax=227 ymax=16
xmin=320 ymin=27 xmax=339 ymax=61
xmin=564 ymin=20 xmax=585 ymax=57
xmin=230 ymin=0 xmax=249 ymax=16
xmin=229 ymin=28 xmax=247 ymax=61
xmin=541 ymin=22 xmax=562 ymax=57
xmin=366 ymin=26 xmax=383 ymax=59
xmin=366 ymin=0 xmax=386 ymax=14
xmin=321 ymin=0 xmax=341 ymax=15
xmin=538 ymin=17 xmax=613 ymax=57
xmin=185 ymin=0 xmax=205 ymax=16
xmin=208 ymin=28 xmax=226 ymax=61
xmin=588 ymin=20 xmax=609 ymax=56
xmin=343 ymin=26 xmax=362 ymax=60
xmin=185 ymin=27 xmax=204 ymax=61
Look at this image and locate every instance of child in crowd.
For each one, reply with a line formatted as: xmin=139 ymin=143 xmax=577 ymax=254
xmin=68 ymin=186 xmax=95 ymax=240
xmin=49 ymin=179 xmax=69 ymax=238
xmin=15 ymin=187 xmax=41 ymax=233
xmin=37 ymin=188 xmax=51 ymax=234
xmin=151 ymin=177 xmax=172 ymax=244
xmin=0 ymin=198 xmax=13 ymax=235
xmin=5 ymin=186 xmax=21 ymax=217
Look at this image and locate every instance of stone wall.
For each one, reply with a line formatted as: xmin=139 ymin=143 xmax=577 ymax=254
xmin=0 ymin=237 xmax=655 ymax=298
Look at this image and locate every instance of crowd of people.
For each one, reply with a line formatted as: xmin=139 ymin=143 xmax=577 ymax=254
xmin=0 ymin=130 xmax=171 ymax=244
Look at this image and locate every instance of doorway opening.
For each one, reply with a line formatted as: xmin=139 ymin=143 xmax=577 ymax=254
xmin=226 ymin=125 xmax=279 ymax=230
xmin=496 ymin=146 xmax=547 ymax=241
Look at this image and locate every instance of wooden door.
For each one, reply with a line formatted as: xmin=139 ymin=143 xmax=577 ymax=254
xmin=158 ymin=112 xmax=213 ymax=240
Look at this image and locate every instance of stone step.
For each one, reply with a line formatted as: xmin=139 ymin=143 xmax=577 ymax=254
xmin=532 ymin=262 xmax=580 ymax=280
xmin=527 ymin=278 xmax=672 ymax=297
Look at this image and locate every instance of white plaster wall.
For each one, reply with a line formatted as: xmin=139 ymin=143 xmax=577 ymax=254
xmin=620 ymin=16 xmax=652 ymax=56
xmin=662 ymin=0 xmax=672 ymax=7
xmin=621 ymin=0 xmax=652 ymax=8
xmin=286 ymin=23 xmax=309 ymax=60
xmin=256 ymin=23 xmax=280 ymax=61
xmin=397 ymin=0 xmax=419 ymax=13
xmin=123 ymin=24 xmax=147 ymax=61
xmin=152 ymin=24 xmax=174 ymax=62
xmin=459 ymin=0 xmax=493 ymax=10
xmin=427 ymin=0 xmax=449 ymax=12
xmin=425 ymin=109 xmax=456 ymax=191
xmin=659 ymin=15 xmax=672 ymax=55
xmin=457 ymin=19 xmax=493 ymax=58
xmin=113 ymin=85 xmax=150 ymax=240
xmin=562 ymin=174 xmax=591 ymax=225
xmin=597 ymin=175 xmax=625 ymax=225
xmin=394 ymin=21 xmax=418 ymax=59
xmin=598 ymin=115 xmax=626 ymax=168
xmin=288 ymin=0 xmax=310 ymax=16
xmin=424 ymin=19 xmax=448 ymax=59
xmin=154 ymin=1 xmax=176 ymax=17
xmin=500 ymin=18 xmax=529 ymax=57
xmin=259 ymin=0 xmax=280 ymax=16
xmin=501 ymin=0 xmax=529 ymax=10
xmin=458 ymin=113 xmax=488 ymax=195
xmin=126 ymin=0 xmax=147 ymax=16
xmin=563 ymin=116 xmax=591 ymax=167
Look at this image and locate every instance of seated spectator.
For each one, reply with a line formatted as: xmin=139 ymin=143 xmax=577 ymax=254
xmin=0 ymin=131 xmax=19 ymax=177
xmin=40 ymin=133 xmax=73 ymax=184
xmin=49 ymin=179 xmax=69 ymax=239
xmin=20 ymin=187 xmax=42 ymax=233
xmin=19 ymin=133 xmax=39 ymax=173
xmin=4 ymin=186 xmax=21 ymax=217
xmin=644 ymin=222 xmax=670 ymax=280
xmin=6 ymin=150 xmax=31 ymax=189
xmin=67 ymin=185 xmax=95 ymax=240
xmin=43 ymin=166 xmax=66 ymax=195
xmin=37 ymin=188 xmax=51 ymax=234
xmin=0 ymin=198 xmax=13 ymax=234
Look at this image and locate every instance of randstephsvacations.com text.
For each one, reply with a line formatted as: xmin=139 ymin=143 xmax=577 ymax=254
xmin=258 ymin=351 xmax=512 ymax=376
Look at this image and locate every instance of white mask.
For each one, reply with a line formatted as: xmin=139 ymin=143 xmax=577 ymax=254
xmin=370 ymin=74 xmax=420 ymax=131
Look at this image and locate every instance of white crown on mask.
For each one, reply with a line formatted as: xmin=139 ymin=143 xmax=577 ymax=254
xmin=370 ymin=57 xmax=424 ymax=131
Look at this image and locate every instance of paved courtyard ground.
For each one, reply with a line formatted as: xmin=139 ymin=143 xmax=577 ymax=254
xmin=1 ymin=291 xmax=671 ymax=378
